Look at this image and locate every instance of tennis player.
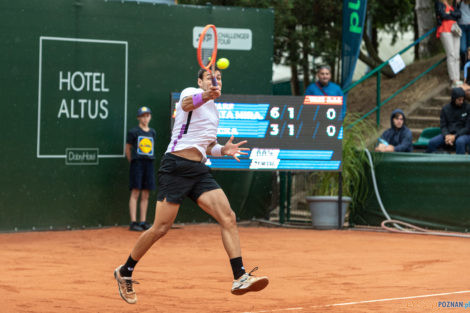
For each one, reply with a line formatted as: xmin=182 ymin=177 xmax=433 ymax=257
xmin=114 ymin=68 xmax=269 ymax=304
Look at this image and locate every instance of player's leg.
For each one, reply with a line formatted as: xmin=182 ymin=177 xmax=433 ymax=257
xmin=196 ymin=188 xmax=269 ymax=295
xmin=129 ymin=189 xmax=142 ymax=231
xmin=131 ymin=199 xmax=180 ymax=260
xmin=130 ymin=153 xmax=185 ymax=258
xmin=139 ymin=189 xmax=150 ymax=230
xmin=197 ymin=188 xmax=241 ymax=257
xmin=114 ymin=199 xmax=180 ymax=304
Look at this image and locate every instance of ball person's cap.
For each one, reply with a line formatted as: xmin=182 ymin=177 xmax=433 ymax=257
xmin=137 ymin=106 xmax=151 ymax=116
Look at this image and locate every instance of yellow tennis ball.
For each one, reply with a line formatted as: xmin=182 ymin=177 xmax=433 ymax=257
xmin=217 ymin=58 xmax=230 ymax=70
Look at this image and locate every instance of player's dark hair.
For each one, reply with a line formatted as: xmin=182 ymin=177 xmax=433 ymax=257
xmin=198 ymin=67 xmax=221 ymax=80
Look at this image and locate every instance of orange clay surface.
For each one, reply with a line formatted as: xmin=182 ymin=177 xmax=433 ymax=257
xmin=2 ymin=224 xmax=470 ymax=313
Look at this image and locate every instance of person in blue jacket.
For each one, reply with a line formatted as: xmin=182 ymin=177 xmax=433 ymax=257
xmin=304 ymin=65 xmax=345 ymax=118
xmin=304 ymin=65 xmax=344 ymax=96
xmin=375 ymin=109 xmax=413 ymax=153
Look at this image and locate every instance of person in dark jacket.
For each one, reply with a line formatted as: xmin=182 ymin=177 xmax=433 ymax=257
xmin=427 ymin=87 xmax=470 ymax=154
xmin=375 ymin=109 xmax=413 ymax=153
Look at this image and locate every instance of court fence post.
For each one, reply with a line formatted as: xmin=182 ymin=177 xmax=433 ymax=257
xmin=279 ymin=172 xmax=286 ymax=224
xmin=286 ymin=171 xmax=292 ymax=222
xmin=376 ymin=71 xmax=381 ymax=127
xmin=338 ymin=171 xmax=343 ymax=229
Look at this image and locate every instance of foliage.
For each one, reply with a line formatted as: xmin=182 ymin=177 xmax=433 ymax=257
xmin=178 ymin=0 xmax=420 ymax=90
xmin=178 ymin=0 xmax=342 ymax=94
xmin=367 ymin=0 xmax=415 ymax=46
xmin=308 ymin=114 xmax=376 ymax=210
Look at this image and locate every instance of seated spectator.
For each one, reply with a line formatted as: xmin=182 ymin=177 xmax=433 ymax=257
xmin=305 ymin=65 xmax=345 ymax=118
xmin=426 ymin=87 xmax=470 ymax=154
xmin=375 ymin=109 xmax=413 ymax=153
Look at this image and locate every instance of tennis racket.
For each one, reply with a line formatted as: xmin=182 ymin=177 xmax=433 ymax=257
xmin=197 ymin=24 xmax=218 ymax=86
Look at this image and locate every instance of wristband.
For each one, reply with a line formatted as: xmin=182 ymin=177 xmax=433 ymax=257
xmin=192 ymin=93 xmax=204 ymax=108
xmin=211 ymin=144 xmax=223 ymax=157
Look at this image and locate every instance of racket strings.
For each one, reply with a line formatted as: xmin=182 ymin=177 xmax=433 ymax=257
xmin=201 ymin=48 xmax=213 ymax=67
xmin=200 ymin=27 xmax=216 ymax=68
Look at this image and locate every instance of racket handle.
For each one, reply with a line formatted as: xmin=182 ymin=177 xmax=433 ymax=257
xmin=211 ymin=63 xmax=218 ymax=86
xmin=211 ymin=76 xmax=218 ymax=86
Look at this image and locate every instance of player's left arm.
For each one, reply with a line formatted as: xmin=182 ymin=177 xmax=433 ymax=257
xmin=206 ymin=136 xmax=250 ymax=162
xmin=181 ymin=86 xmax=221 ymax=112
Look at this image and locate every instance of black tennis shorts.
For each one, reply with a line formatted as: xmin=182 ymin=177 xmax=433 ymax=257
xmin=156 ymin=153 xmax=221 ymax=204
xmin=129 ymin=159 xmax=156 ymax=191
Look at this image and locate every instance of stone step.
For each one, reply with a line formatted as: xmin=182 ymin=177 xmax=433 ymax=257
xmin=412 ymin=106 xmax=441 ymax=116
xmin=407 ymin=116 xmax=440 ymax=129
xmin=430 ymin=96 xmax=449 ymax=107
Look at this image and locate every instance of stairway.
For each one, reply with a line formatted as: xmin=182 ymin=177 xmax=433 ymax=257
xmin=405 ymin=84 xmax=449 ymax=141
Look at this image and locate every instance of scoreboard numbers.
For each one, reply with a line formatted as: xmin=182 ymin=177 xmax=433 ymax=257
xmin=170 ymin=94 xmax=343 ymax=171
xmin=287 ymin=107 xmax=295 ymax=119
xmin=270 ymin=107 xmax=280 ymax=119
xmin=270 ymin=124 xmax=279 ymax=136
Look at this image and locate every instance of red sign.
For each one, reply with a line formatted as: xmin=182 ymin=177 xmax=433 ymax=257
xmin=303 ymin=96 xmax=343 ymax=105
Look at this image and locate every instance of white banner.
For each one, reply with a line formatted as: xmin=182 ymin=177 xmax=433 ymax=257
xmin=193 ymin=27 xmax=252 ymax=51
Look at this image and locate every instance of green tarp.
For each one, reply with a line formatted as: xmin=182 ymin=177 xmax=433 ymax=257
xmin=0 ymin=0 xmax=274 ymax=231
xmin=352 ymin=152 xmax=470 ymax=232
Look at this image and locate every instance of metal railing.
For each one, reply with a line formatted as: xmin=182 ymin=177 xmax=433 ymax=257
xmin=344 ymin=27 xmax=446 ymax=130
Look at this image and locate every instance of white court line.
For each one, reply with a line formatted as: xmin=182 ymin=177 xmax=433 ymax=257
xmin=241 ymin=290 xmax=470 ymax=313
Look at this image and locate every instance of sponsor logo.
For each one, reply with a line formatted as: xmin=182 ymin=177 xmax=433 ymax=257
xmin=138 ymin=136 xmax=154 ymax=155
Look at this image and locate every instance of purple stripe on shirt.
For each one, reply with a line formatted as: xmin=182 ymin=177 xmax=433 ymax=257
xmin=171 ymin=123 xmax=186 ymax=152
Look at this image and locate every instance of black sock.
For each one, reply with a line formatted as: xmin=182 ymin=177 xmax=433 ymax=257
xmin=120 ymin=255 xmax=138 ymax=277
xmin=230 ymin=257 xmax=246 ymax=280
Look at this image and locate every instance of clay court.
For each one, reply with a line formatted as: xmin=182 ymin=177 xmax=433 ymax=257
xmin=3 ymin=224 xmax=470 ymax=313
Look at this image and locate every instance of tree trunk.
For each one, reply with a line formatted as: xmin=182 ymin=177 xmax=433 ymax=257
xmin=290 ymin=64 xmax=300 ymax=96
xmin=287 ymin=23 xmax=300 ymax=96
xmin=335 ymin=40 xmax=341 ymax=83
xmin=302 ymin=39 xmax=310 ymax=94
xmin=360 ymin=31 xmax=396 ymax=78
xmin=415 ymin=0 xmax=440 ymax=58
xmin=358 ymin=51 xmax=396 ymax=78
xmin=363 ymin=31 xmax=384 ymax=65
xmin=371 ymin=27 xmax=379 ymax=53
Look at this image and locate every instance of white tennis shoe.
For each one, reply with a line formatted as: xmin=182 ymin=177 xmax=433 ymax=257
xmin=114 ymin=265 xmax=139 ymax=304
xmin=231 ymin=267 xmax=269 ymax=295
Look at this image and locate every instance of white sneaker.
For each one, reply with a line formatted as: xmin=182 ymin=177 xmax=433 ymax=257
xmin=114 ymin=265 xmax=139 ymax=304
xmin=231 ymin=267 xmax=269 ymax=295
xmin=452 ymin=81 xmax=464 ymax=88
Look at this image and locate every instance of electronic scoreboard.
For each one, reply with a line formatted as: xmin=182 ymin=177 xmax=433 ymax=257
xmin=170 ymin=93 xmax=343 ymax=171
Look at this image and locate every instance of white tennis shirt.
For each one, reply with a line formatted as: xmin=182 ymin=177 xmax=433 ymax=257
xmin=165 ymin=87 xmax=219 ymax=162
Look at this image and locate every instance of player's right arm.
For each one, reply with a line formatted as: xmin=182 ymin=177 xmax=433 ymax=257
xmin=181 ymin=86 xmax=221 ymax=112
